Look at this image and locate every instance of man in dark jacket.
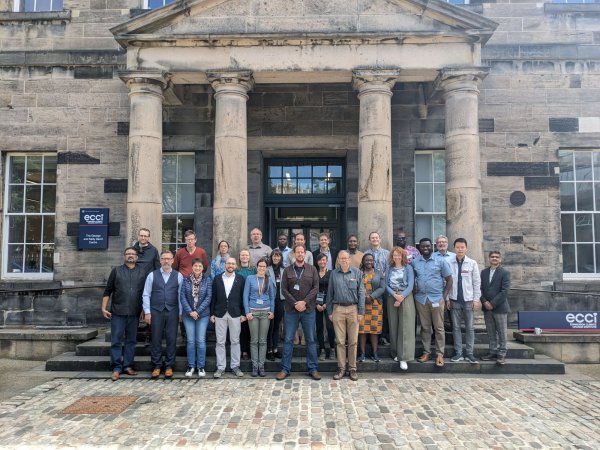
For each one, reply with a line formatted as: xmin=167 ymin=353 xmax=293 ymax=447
xmin=133 ymin=228 xmax=160 ymax=276
xmin=480 ymin=250 xmax=511 ymax=365
xmin=102 ymin=247 xmax=146 ymax=381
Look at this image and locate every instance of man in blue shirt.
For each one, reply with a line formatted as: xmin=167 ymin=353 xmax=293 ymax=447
xmin=412 ymin=238 xmax=453 ymax=367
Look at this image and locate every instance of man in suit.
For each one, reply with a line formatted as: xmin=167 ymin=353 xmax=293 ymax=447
xmin=210 ymin=256 xmax=246 ymax=378
xmin=480 ymin=250 xmax=511 ymax=365
xmin=313 ymin=232 xmax=337 ymax=271
xmin=142 ymin=250 xmax=183 ymax=379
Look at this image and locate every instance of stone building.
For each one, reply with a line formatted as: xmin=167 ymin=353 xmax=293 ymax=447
xmin=0 ymin=0 xmax=598 ymax=326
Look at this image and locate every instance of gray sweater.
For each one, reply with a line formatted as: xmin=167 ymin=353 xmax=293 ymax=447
xmin=326 ymin=267 xmax=366 ymax=316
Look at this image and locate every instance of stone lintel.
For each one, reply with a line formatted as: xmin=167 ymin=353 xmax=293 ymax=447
xmin=118 ymin=70 xmax=169 ymax=90
xmin=208 ymin=70 xmax=254 ymax=94
xmin=432 ymin=66 xmax=489 ymax=96
xmin=352 ymin=69 xmax=400 ymax=94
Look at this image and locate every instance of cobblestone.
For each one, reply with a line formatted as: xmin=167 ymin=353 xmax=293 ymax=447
xmin=0 ymin=377 xmax=598 ymax=448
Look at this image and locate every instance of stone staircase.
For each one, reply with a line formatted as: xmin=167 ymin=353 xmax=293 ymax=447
xmin=45 ymin=328 xmax=565 ymax=375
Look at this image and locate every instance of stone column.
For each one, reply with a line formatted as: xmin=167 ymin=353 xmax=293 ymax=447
xmin=434 ymin=68 xmax=489 ymax=265
xmin=120 ymin=71 xmax=167 ymax=247
xmin=208 ymin=71 xmax=254 ymax=256
xmin=353 ymin=70 xmax=400 ymax=250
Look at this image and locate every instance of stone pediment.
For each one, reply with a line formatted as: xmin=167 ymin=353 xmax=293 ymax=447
xmin=111 ymin=0 xmax=497 ymax=47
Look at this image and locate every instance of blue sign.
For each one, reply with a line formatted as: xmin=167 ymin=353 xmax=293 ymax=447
xmin=78 ymin=208 xmax=109 ymax=250
xmin=518 ymin=311 xmax=599 ymax=332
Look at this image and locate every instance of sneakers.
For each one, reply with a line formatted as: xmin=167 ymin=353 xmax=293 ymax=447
xmin=333 ymin=368 xmax=345 ymax=380
xmin=258 ymin=365 xmax=266 ymax=377
xmin=399 ymin=360 xmax=408 ymax=371
xmin=252 ymin=364 xmax=258 ymax=377
xmin=371 ymin=353 xmax=380 ymax=363
xmin=185 ymin=367 xmax=195 ymax=377
xmin=450 ymin=355 xmax=464 ymax=362
xmin=357 ymin=354 xmax=366 ymax=363
xmin=481 ymin=353 xmax=497 ymax=361
xmin=393 ymin=356 xmax=398 ymax=362
xmin=496 ymin=355 xmax=506 ymax=365
xmin=232 ymin=367 xmax=244 ymax=377
xmin=466 ymin=355 xmax=478 ymax=364
xmin=197 ymin=368 xmax=206 ymax=378
xmin=349 ymin=369 xmax=358 ymax=381
xmin=213 ymin=369 xmax=224 ymax=379
xmin=318 ymin=350 xmax=325 ymax=361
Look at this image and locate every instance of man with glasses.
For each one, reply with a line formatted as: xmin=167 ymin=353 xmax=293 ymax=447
xmin=101 ymin=247 xmax=146 ymax=381
xmin=394 ymin=230 xmax=421 ymax=263
xmin=173 ymin=230 xmax=209 ymax=277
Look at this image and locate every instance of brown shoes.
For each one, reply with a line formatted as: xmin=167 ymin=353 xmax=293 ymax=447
xmin=496 ymin=356 xmax=506 ymax=365
xmin=165 ymin=368 xmax=174 ymax=378
xmin=309 ymin=371 xmax=321 ymax=381
xmin=151 ymin=368 xmax=161 ymax=379
xmin=333 ymin=368 xmax=345 ymax=380
xmin=436 ymin=354 xmax=445 ymax=367
xmin=275 ymin=371 xmax=289 ymax=380
xmin=417 ymin=353 xmax=431 ymax=363
xmin=349 ymin=369 xmax=358 ymax=381
xmin=124 ymin=368 xmax=137 ymax=376
xmin=111 ymin=371 xmax=120 ymax=381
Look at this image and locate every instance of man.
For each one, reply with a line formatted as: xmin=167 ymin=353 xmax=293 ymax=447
xmin=102 ymin=247 xmax=146 ymax=381
xmin=336 ymin=234 xmax=364 ymax=268
xmin=395 ymin=230 xmax=421 ymax=263
xmin=312 ymin=232 xmax=337 ymax=271
xmin=364 ymin=232 xmax=390 ymax=276
xmin=447 ymin=238 xmax=481 ymax=364
xmin=412 ymin=238 xmax=453 ymax=367
xmin=480 ymin=251 xmax=511 ymax=365
xmin=173 ymin=230 xmax=209 ymax=277
xmin=133 ymin=228 xmax=160 ymax=276
xmin=287 ymin=232 xmax=314 ymax=266
xmin=248 ymin=228 xmax=273 ymax=266
xmin=210 ymin=257 xmax=246 ymax=378
xmin=433 ymin=235 xmax=456 ymax=261
xmin=142 ymin=251 xmax=183 ymax=379
xmin=276 ymin=234 xmax=292 ymax=267
xmin=276 ymin=244 xmax=321 ymax=380
xmin=327 ymin=251 xmax=365 ymax=381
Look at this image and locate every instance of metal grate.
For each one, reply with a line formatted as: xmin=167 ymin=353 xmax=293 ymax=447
xmin=61 ymin=396 xmax=138 ymax=415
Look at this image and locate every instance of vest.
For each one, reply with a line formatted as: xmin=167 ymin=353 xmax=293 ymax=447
xmin=150 ymin=269 xmax=180 ymax=311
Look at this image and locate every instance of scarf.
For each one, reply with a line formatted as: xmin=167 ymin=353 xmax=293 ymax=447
xmin=190 ymin=273 xmax=202 ymax=309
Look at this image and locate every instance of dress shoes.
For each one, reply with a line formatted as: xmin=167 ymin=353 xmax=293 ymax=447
xmin=309 ymin=371 xmax=321 ymax=381
xmin=124 ymin=368 xmax=137 ymax=376
xmin=333 ymin=368 xmax=345 ymax=380
xmin=111 ymin=371 xmax=120 ymax=381
xmin=165 ymin=368 xmax=174 ymax=378
xmin=275 ymin=371 xmax=289 ymax=380
xmin=435 ymin=354 xmax=445 ymax=367
xmin=417 ymin=353 xmax=431 ymax=363
xmin=349 ymin=369 xmax=358 ymax=381
xmin=151 ymin=368 xmax=161 ymax=379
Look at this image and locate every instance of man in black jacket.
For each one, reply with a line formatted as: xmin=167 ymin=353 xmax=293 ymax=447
xmin=480 ymin=251 xmax=511 ymax=365
xmin=211 ymin=257 xmax=246 ymax=378
xmin=133 ymin=228 xmax=160 ymax=276
xmin=102 ymin=247 xmax=147 ymax=381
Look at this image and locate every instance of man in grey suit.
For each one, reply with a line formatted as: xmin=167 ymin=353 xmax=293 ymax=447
xmin=480 ymin=251 xmax=511 ymax=365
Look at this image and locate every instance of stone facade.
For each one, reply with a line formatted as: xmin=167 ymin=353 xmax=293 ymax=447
xmin=0 ymin=0 xmax=599 ymax=326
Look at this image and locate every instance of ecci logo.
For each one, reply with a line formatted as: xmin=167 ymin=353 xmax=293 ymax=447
xmin=84 ymin=214 xmax=104 ymax=224
xmin=565 ymin=312 xmax=597 ymax=329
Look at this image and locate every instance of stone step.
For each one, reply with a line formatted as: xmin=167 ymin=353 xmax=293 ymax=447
xmin=77 ymin=337 xmax=536 ymax=359
xmin=45 ymin=352 xmax=565 ymax=375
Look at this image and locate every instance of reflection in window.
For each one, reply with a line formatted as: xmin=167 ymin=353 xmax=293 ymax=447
xmin=17 ymin=0 xmax=63 ymax=12
xmin=162 ymin=153 xmax=195 ymax=252
xmin=3 ymin=154 xmax=56 ymax=278
xmin=266 ymin=162 xmax=344 ymax=196
xmin=559 ymin=150 xmax=600 ymax=274
xmin=414 ymin=151 xmax=446 ymax=240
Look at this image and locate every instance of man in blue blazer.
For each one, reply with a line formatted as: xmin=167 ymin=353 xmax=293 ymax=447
xmin=480 ymin=251 xmax=511 ymax=365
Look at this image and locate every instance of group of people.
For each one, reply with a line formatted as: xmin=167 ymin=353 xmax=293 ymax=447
xmin=102 ymin=227 xmax=511 ymax=381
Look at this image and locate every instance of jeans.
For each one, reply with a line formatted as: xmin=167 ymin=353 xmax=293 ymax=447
xmin=110 ymin=314 xmax=138 ymax=373
xmin=248 ymin=310 xmax=271 ymax=365
xmin=484 ymin=311 xmax=508 ymax=357
xmin=267 ymin=300 xmax=285 ymax=352
xmin=280 ymin=310 xmax=318 ymax=374
xmin=182 ymin=315 xmax=209 ymax=369
xmin=316 ymin=308 xmax=335 ymax=353
xmin=450 ymin=301 xmax=475 ymax=357
xmin=332 ymin=304 xmax=359 ymax=370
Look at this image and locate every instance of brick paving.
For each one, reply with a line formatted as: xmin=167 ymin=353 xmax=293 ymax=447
xmin=0 ymin=376 xmax=599 ymax=449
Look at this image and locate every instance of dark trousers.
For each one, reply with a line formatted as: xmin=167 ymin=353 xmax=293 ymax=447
xmin=267 ymin=299 xmax=285 ymax=352
xmin=150 ymin=307 xmax=179 ymax=369
xmin=316 ymin=308 xmax=335 ymax=353
xmin=110 ymin=314 xmax=138 ymax=372
xmin=381 ymin=292 xmax=390 ymax=341
xmin=240 ymin=320 xmax=250 ymax=355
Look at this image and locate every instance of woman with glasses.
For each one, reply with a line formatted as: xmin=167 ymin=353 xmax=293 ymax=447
xmin=236 ymin=249 xmax=256 ymax=361
xmin=210 ymin=240 xmax=230 ymax=280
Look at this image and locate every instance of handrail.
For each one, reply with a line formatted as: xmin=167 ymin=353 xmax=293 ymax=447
xmin=509 ymin=287 xmax=600 ymax=298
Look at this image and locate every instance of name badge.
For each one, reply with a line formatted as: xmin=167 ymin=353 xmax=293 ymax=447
xmin=257 ymin=299 xmax=264 ymax=305
xmin=293 ymin=284 xmax=300 ymax=291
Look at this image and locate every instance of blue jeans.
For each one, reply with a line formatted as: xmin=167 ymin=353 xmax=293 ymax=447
xmin=183 ymin=315 xmax=209 ymax=369
xmin=110 ymin=314 xmax=138 ymax=373
xmin=450 ymin=301 xmax=475 ymax=357
xmin=280 ymin=310 xmax=318 ymax=374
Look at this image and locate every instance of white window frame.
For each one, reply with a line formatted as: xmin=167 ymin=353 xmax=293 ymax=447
xmin=144 ymin=0 xmax=175 ymax=9
xmin=162 ymin=153 xmax=195 ymax=251
xmin=13 ymin=0 xmax=64 ymax=12
xmin=559 ymin=149 xmax=600 ymax=279
xmin=2 ymin=153 xmax=56 ymax=280
xmin=414 ymin=150 xmax=446 ymax=241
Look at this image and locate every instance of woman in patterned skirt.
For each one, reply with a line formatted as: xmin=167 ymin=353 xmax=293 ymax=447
xmin=358 ymin=253 xmax=386 ymax=362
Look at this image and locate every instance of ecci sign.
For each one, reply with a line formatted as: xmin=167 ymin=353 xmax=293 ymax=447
xmin=518 ymin=311 xmax=599 ymax=331
xmin=79 ymin=208 xmax=109 ymax=250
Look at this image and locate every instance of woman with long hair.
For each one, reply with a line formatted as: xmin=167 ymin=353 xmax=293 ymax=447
xmin=266 ymin=249 xmax=284 ymax=360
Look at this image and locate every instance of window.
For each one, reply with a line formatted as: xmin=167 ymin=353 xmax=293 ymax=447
xmin=414 ymin=151 xmax=446 ymax=240
xmin=266 ymin=162 xmax=344 ymax=197
xmin=552 ymin=0 xmax=598 ymax=3
xmin=162 ymin=153 xmax=195 ymax=252
xmin=13 ymin=0 xmax=64 ymax=12
xmin=445 ymin=0 xmax=470 ymax=4
xmin=146 ymin=0 xmax=175 ymax=9
xmin=2 ymin=154 xmax=56 ymax=279
xmin=559 ymin=150 xmax=600 ymax=276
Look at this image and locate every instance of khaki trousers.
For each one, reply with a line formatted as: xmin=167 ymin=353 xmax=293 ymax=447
xmin=332 ymin=304 xmax=359 ymax=371
xmin=415 ymin=299 xmax=445 ymax=356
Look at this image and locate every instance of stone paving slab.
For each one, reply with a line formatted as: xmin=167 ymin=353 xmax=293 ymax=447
xmin=0 ymin=376 xmax=599 ymax=449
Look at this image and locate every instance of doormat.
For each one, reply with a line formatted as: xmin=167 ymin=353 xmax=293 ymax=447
xmin=61 ymin=396 xmax=138 ymax=414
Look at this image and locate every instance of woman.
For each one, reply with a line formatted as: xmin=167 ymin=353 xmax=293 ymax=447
xmin=236 ymin=248 xmax=256 ymax=361
xmin=315 ymin=253 xmax=336 ymax=360
xmin=385 ymin=247 xmax=415 ymax=371
xmin=266 ymin=249 xmax=284 ymax=360
xmin=179 ymin=258 xmax=212 ymax=378
xmin=243 ymin=257 xmax=275 ymax=376
xmin=210 ymin=240 xmax=230 ymax=280
xmin=358 ymin=253 xmax=386 ymax=362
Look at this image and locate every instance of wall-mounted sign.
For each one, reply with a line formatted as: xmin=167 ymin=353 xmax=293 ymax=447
xmin=79 ymin=208 xmax=109 ymax=250
xmin=518 ymin=311 xmax=599 ymax=332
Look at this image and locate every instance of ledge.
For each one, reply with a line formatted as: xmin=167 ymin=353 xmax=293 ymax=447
xmin=514 ymin=331 xmax=600 ymax=343
xmin=0 ymin=281 xmax=61 ymax=292
xmin=544 ymin=3 xmax=600 ymax=14
xmin=0 ymin=327 xmax=98 ymax=341
xmin=0 ymin=10 xmax=71 ymax=22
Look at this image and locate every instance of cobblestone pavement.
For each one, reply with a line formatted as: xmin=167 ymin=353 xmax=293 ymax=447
xmin=0 ymin=375 xmax=599 ymax=449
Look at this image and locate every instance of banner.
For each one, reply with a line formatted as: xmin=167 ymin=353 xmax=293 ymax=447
xmin=78 ymin=208 xmax=109 ymax=250
xmin=518 ymin=311 xmax=599 ymax=332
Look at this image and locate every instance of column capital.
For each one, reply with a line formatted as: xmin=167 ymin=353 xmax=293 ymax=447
xmin=433 ymin=67 xmax=489 ymax=96
xmin=208 ymin=70 xmax=254 ymax=95
xmin=118 ymin=70 xmax=169 ymax=90
xmin=352 ymin=69 xmax=400 ymax=96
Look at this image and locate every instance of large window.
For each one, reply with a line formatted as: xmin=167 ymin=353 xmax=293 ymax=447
xmin=2 ymin=154 xmax=56 ymax=279
xmin=414 ymin=151 xmax=446 ymax=240
xmin=559 ymin=150 xmax=600 ymax=276
xmin=13 ymin=0 xmax=63 ymax=12
xmin=162 ymin=153 xmax=195 ymax=252
xmin=266 ymin=162 xmax=344 ymax=197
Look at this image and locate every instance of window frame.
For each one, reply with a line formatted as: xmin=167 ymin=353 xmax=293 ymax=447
xmin=2 ymin=153 xmax=57 ymax=281
xmin=144 ymin=0 xmax=175 ymax=9
xmin=162 ymin=153 xmax=195 ymax=252
xmin=414 ymin=150 xmax=447 ymax=241
xmin=13 ymin=0 xmax=64 ymax=12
